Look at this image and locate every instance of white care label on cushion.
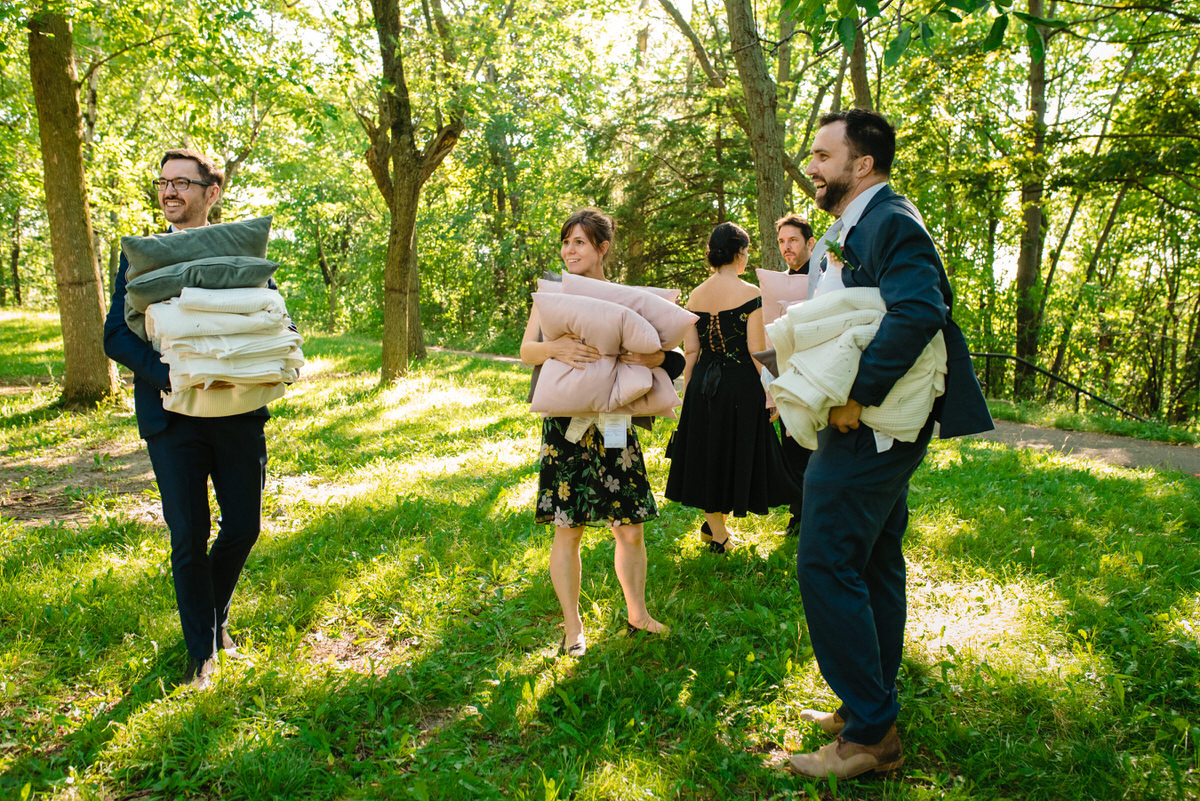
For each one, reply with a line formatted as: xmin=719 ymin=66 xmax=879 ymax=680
xmin=600 ymin=413 xmax=631 ymax=449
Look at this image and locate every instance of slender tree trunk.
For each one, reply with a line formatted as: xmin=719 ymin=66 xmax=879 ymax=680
xmin=27 ymin=9 xmax=118 ymax=406
xmin=724 ymin=0 xmax=787 ymax=271
xmin=714 ymin=126 xmax=727 ymax=220
xmin=407 ymin=248 xmax=425 ymax=360
xmin=1171 ymin=290 xmax=1200 ymax=422
xmin=381 ymin=178 xmax=422 ymax=378
xmin=849 ymin=28 xmax=873 ymax=111
xmin=2 ymin=207 xmax=13 ymax=306
xmin=9 ymin=206 xmax=21 ymax=306
xmin=314 ymin=215 xmax=340 ymax=331
xmin=366 ymin=0 xmax=460 ymax=382
xmin=1013 ymin=2 xmax=1048 ymax=396
xmin=1034 ymin=47 xmax=1138 ymax=337
xmin=831 ymin=48 xmax=848 ymax=112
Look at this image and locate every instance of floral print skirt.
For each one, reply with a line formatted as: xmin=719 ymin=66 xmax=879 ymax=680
xmin=536 ymin=417 xmax=659 ymax=528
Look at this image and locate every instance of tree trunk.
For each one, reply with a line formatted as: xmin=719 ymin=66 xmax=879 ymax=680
xmin=2 ymin=207 xmax=14 ymax=306
xmin=382 ymin=178 xmax=421 ymax=380
xmin=366 ymin=0 xmax=461 ymax=383
xmin=1012 ymin=2 xmax=1048 ymax=397
xmin=8 ymin=206 xmax=20 ymax=306
xmin=849 ymin=28 xmax=873 ymax=111
xmin=724 ymin=0 xmax=787 ymax=271
xmin=315 ymin=215 xmax=340 ymax=331
xmin=27 ymin=10 xmax=118 ymax=406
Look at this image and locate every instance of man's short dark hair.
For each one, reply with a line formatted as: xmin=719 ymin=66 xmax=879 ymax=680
xmin=774 ymin=213 xmax=814 ymax=240
xmin=818 ymin=109 xmax=895 ymax=177
xmin=161 ymin=148 xmax=225 ymax=188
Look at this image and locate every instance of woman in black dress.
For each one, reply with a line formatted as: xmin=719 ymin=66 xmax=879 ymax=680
xmin=520 ymin=208 xmax=675 ymax=656
xmin=665 ymin=222 xmax=797 ymax=552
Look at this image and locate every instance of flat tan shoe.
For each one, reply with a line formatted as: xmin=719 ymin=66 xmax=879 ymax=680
xmin=799 ymin=708 xmax=845 ymax=736
xmin=787 ymin=725 xmax=903 ymax=779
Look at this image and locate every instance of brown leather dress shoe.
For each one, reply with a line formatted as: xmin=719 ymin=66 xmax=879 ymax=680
xmin=184 ymin=657 xmax=218 ymax=691
xmin=219 ymin=628 xmax=250 ymax=661
xmin=799 ymin=708 xmax=845 ymax=736
xmin=787 ymin=725 xmax=903 ymax=779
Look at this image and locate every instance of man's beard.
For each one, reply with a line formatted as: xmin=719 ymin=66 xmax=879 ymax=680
xmin=816 ymin=168 xmax=854 ymax=213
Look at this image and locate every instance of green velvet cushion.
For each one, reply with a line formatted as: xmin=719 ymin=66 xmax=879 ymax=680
xmin=121 ymin=216 xmax=272 ymax=280
xmin=124 ymin=256 xmax=279 ymax=339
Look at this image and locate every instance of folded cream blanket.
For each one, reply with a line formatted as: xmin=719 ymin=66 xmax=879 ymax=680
xmin=146 ymin=286 xmax=304 ymax=418
xmin=766 ymin=287 xmax=947 ymax=449
xmin=146 ymin=299 xmax=286 ymax=343
xmin=167 ymin=330 xmax=303 ymax=360
xmin=161 ymin=351 xmax=303 ymax=390
xmin=163 ymin=383 xmax=287 ymax=417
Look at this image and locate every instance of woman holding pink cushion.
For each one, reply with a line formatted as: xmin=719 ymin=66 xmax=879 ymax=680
xmin=520 ymin=208 xmax=681 ymax=656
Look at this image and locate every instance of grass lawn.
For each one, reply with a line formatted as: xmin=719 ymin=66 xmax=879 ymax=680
xmin=1 ymin=310 xmax=1198 ymax=799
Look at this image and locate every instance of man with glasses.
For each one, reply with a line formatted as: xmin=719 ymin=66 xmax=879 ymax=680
xmin=104 ymin=149 xmax=266 ymax=690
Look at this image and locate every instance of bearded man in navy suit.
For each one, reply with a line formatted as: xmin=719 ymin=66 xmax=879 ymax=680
xmin=786 ymin=109 xmax=993 ymax=779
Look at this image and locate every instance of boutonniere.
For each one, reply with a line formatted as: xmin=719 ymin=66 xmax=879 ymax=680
xmin=825 ymin=240 xmax=856 ymax=271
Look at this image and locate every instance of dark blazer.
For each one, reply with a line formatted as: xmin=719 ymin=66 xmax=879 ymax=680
xmin=103 ymin=251 xmax=270 ymax=439
xmin=840 ymin=185 xmax=993 ymax=438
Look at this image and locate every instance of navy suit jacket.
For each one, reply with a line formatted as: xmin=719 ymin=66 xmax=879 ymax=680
xmin=103 ymin=251 xmax=270 ymax=440
xmin=839 ymin=185 xmax=993 ymax=439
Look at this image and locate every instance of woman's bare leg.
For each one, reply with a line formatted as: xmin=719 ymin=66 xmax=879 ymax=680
xmin=613 ymin=522 xmax=665 ymax=632
xmin=550 ymin=525 xmax=586 ymax=648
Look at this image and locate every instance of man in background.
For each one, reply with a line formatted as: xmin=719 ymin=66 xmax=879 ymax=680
xmin=773 ymin=214 xmax=816 ymax=536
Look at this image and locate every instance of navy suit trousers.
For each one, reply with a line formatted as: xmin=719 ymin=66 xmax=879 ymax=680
xmin=146 ymin=414 xmax=267 ymax=661
xmin=776 ymin=419 xmax=812 ymax=523
xmin=796 ymin=416 xmax=933 ymax=744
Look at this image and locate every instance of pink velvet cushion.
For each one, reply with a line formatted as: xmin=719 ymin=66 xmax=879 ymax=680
xmin=756 ymin=269 xmax=809 ymax=325
xmin=561 ymin=273 xmax=697 ymax=350
xmin=614 ymin=367 xmax=681 ymax=418
xmin=529 ymin=292 xmax=660 ymax=414
xmin=530 ymin=358 xmax=655 ymax=414
xmin=538 ymin=275 xmax=681 ymax=304
xmin=531 ymin=292 xmax=660 ymax=355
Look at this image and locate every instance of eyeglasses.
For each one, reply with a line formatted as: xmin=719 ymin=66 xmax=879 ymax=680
xmin=152 ymin=177 xmax=212 ymax=193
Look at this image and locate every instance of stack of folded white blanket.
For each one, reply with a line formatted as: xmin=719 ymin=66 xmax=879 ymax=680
xmin=145 ymin=286 xmax=304 ymax=417
xmin=766 ymin=287 xmax=946 ymax=449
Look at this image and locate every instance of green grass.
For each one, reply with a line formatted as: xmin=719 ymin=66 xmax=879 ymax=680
xmin=1 ymin=309 xmax=1198 ymax=799
xmin=0 ymin=310 xmax=63 ymax=381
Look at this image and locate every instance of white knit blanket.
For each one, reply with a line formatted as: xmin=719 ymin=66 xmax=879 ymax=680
xmin=766 ymin=287 xmax=947 ymax=449
xmin=177 ymin=286 xmax=287 ymax=315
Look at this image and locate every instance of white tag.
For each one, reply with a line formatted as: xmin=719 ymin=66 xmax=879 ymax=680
xmin=873 ymin=430 xmax=895 ymax=453
xmin=600 ymin=413 xmax=630 ymax=449
xmin=760 ymin=365 xmax=774 ymax=392
xmin=565 ymin=417 xmax=595 ymax=444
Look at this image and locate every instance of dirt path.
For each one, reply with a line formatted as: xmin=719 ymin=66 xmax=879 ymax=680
xmin=3 ymin=360 xmax=1196 ymax=527
xmin=968 ymin=420 xmax=1200 ymax=476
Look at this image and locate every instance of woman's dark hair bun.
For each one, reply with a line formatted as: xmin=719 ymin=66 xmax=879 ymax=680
xmin=707 ymin=222 xmax=750 ymax=268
